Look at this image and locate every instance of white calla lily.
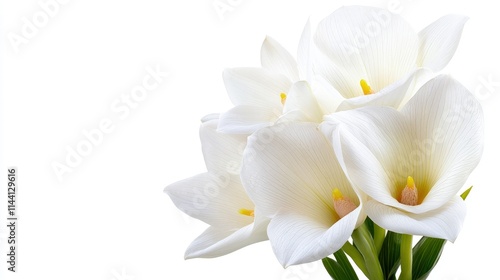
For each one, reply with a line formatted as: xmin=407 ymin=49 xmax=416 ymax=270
xmin=219 ymin=37 xmax=323 ymax=134
xmin=165 ymin=118 xmax=268 ymax=258
xmin=241 ymin=123 xmax=365 ymax=267
xmin=309 ymin=6 xmax=467 ymax=111
xmin=322 ymin=75 xmax=483 ymax=241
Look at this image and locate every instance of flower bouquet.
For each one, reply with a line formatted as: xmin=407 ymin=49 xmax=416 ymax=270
xmin=165 ymin=6 xmax=482 ymax=280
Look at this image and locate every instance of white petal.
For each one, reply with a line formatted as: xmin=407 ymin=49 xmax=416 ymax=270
xmin=336 ymin=69 xmax=422 ymax=111
xmin=281 ymin=81 xmax=323 ymax=123
xmin=200 ymin=113 xmax=220 ymax=123
xmin=200 ymin=118 xmax=247 ymax=174
xmin=261 ymin=36 xmax=299 ymax=81
xmin=185 ymin=221 xmax=269 ymax=259
xmin=322 ymin=108 xmax=406 ymax=210
xmin=417 ymin=15 xmax=468 ymax=71
xmin=223 ymin=67 xmax=292 ymax=108
xmin=242 ymin=123 xmax=359 ymax=221
xmin=310 ymin=76 xmax=345 ymax=114
xmin=268 ymin=207 xmax=361 ymax=267
xmin=397 ymin=68 xmax=434 ymax=108
xmin=366 ymin=196 xmax=466 ymax=241
xmin=313 ymin=53 xmax=361 ymax=99
xmin=218 ymin=104 xmax=280 ymax=134
xmin=314 ymin=6 xmax=419 ymax=92
xmin=401 ymin=75 xmax=484 ymax=211
xmin=165 ymin=173 xmax=254 ymax=229
xmin=297 ymin=19 xmax=313 ymax=81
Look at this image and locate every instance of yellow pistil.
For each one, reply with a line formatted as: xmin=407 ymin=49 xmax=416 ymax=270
xmin=238 ymin=208 xmax=255 ymax=217
xmin=332 ymin=188 xmax=357 ymax=218
xmin=360 ymin=79 xmax=373 ymax=95
xmin=280 ymin=92 xmax=287 ymax=105
xmin=400 ymin=176 xmax=418 ymax=206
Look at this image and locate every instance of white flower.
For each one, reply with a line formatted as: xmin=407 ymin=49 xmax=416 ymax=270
xmin=165 ymin=117 xmax=268 ymax=258
xmin=218 ymin=6 xmax=468 ymax=133
xmin=308 ymin=6 xmax=468 ymax=111
xmin=321 ymin=75 xmax=483 ymax=241
xmin=241 ymin=122 xmax=365 ymax=266
xmin=218 ymin=37 xmax=322 ymax=134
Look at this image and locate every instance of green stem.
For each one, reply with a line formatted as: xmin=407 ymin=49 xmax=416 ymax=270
xmin=399 ymin=234 xmax=413 ymax=280
xmin=352 ymin=224 xmax=384 ymax=280
xmin=373 ymin=223 xmax=385 ymax=255
xmin=342 ymin=242 xmax=369 ymax=278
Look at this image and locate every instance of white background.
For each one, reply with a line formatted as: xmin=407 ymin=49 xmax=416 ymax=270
xmin=1 ymin=0 xmax=499 ymax=279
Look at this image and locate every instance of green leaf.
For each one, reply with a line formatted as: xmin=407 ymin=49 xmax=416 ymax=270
xmin=352 ymin=224 xmax=384 ymax=280
xmin=460 ymin=186 xmax=473 ymax=200
xmin=334 ymin=249 xmax=359 ymax=280
xmin=322 ymin=257 xmax=349 ymax=280
xmin=378 ymin=231 xmax=402 ymax=279
xmin=412 ymin=237 xmax=446 ymax=280
xmin=410 ymin=185 xmax=470 ymax=279
xmin=364 ymin=217 xmax=375 ymax=238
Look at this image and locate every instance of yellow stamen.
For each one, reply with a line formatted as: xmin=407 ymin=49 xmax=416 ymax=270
xmin=400 ymin=176 xmax=418 ymax=206
xmin=238 ymin=208 xmax=255 ymax=217
xmin=280 ymin=92 xmax=287 ymax=105
xmin=407 ymin=176 xmax=415 ymax=189
xmin=360 ymin=79 xmax=373 ymax=95
xmin=332 ymin=188 xmax=344 ymax=200
xmin=332 ymin=188 xmax=357 ymax=218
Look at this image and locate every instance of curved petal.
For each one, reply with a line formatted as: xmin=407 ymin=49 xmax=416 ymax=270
xmin=165 ymin=173 xmax=254 ymax=229
xmin=218 ymin=104 xmax=280 ymax=134
xmin=397 ymin=68 xmax=434 ymax=108
xmin=200 ymin=113 xmax=220 ymax=123
xmin=185 ymin=221 xmax=269 ymax=259
xmin=200 ymin=118 xmax=247 ymax=174
xmin=314 ymin=6 xmax=419 ymax=92
xmin=401 ymin=75 xmax=484 ymax=211
xmin=242 ymin=123 xmax=359 ymax=220
xmin=223 ymin=67 xmax=292 ymax=108
xmin=366 ymin=196 xmax=466 ymax=241
xmin=310 ymin=76 xmax=345 ymax=114
xmin=336 ymin=69 xmax=422 ymax=111
xmin=261 ymin=36 xmax=299 ymax=81
xmin=417 ymin=15 xmax=468 ymax=71
xmin=313 ymin=53 xmax=361 ymax=99
xmin=324 ymin=75 xmax=483 ymax=214
xmin=322 ymin=108 xmax=407 ymax=209
xmin=281 ymin=81 xmax=323 ymax=123
xmin=297 ymin=19 xmax=312 ymax=81
xmin=268 ymin=207 xmax=361 ymax=267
